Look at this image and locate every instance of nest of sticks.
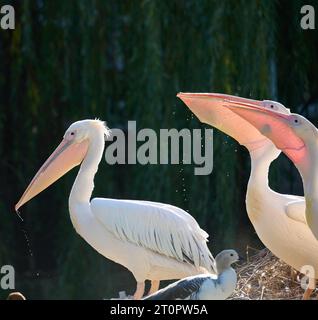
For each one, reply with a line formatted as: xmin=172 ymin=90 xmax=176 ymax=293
xmin=229 ymin=247 xmax=317 ymax=300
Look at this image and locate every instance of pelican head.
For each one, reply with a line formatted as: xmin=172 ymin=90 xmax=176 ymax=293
xmin=274 ymin=113 xmax=318 ymax=150
xmin=66 ymin=119 xmax=110 ymax=142
xmin=15 ymin=119 xmax=109 ymax=212
xmin=221 ymin=101 xmax=318 ymax=237
xmin=223 ymin=103 xmax=315 ymax=167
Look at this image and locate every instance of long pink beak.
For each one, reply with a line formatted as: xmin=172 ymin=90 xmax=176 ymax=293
xmin=177 ymin=92 xmax=264 ymax=124
xmin=221 ymin=102 xmax=307 ymax=164
xmin=177 ymin=92 xmax=273 ymax=151
xmin=15 ymin=138 xmax=89 ymax=212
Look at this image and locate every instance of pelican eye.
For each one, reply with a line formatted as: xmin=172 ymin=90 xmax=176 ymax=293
xmin=291 ymin=117 xmax=302 ymax=126
xmin=71 ymin=132 xmax=75 ymax=136
xmin=230 ymin=253 xmax=234 ymax=256
xmin=270 ymin=105 xmax=274 ymax=109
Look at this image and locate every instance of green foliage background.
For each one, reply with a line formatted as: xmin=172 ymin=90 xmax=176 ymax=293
xmin=0 ymin=0 xmax=318 ymax=299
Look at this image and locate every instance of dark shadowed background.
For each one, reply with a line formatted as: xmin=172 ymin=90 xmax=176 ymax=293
xmin=0 ymin=0 xmax=318 ymax=299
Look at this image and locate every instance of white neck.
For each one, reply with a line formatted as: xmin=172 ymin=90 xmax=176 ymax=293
xmin=301 ymin=146 xmax=318 ymax=199
xmin=245 ymin=147 xmax=278 ymax=222
xmin=248 ymin=150 xmax=272 ymax=192
xmin=69 ymin=131 xmax=105 ymax=210
xmin=300 ymin=145 xmax=318 ymax=227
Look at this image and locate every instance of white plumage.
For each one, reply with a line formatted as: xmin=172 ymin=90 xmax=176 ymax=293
xmin=92 ymin=198 xmax=213 ymax=269
xmin=15 ymin=119 xmax=216 ymax=299
xmin=178 ymin=93 xmax=318 ymax=300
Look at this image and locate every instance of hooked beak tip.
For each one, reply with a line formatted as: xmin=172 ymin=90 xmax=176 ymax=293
xmin=176 ymin=92 xmax=201 ymax=101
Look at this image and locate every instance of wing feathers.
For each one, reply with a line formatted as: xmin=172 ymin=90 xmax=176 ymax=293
xmin=91 ymin=198 xmax=215 ymax=273
xmin=144 ymin=275 xmax=208 ymax=300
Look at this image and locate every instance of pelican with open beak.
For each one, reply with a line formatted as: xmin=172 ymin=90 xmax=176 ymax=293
xmin=178 ymin=93 xmax=318 ymax=299
xmin=221 ymin=101 xmax=318 ymax=239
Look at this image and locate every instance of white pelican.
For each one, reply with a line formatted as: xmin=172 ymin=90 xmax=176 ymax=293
xmin=178 ymin=93 xmax=318 ymax=299
xmin=15 ymin=119 xmax=216 ymax=299
xmin=144 ymin=249 xmax=238 ymax=300
xmin=221 ymin=104 xmax=318 ymax=240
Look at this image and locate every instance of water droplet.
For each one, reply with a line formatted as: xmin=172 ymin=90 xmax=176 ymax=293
xmin=16 ymin=213 xmax=34 ymax=259
xmin=16 ymin=210 xmax=24 ymax=222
